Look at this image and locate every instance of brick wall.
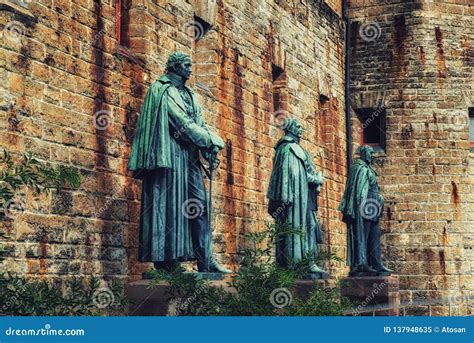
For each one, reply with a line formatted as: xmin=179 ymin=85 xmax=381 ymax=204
xmin=348 ymin=0 xmax=473 ymax=315
xmin=0 ymin=0 xmax=347 ymax=285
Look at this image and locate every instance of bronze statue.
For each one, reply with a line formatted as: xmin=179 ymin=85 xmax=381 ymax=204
xmin=128 ymin=52 xmax=230 ymax=274
xmin=267 ymin=118 xmax=327 ymax=276
xmin=339 ymin=145 xmax=392 ymax=276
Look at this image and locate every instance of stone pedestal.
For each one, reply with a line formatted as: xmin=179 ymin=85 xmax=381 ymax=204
xmin=127 ymin=279 xmax=233 ymax=316
xmin=127 ymin=278 xmax=334 ymax=316
xmin=341 ymin=275 xmax=400 ymax=316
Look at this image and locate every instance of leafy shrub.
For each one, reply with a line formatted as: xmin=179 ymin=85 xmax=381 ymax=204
xmin=0 ymin=274 xmax=126 ymax=316
xmin=151 ymin=221 xmax=351 ymax=316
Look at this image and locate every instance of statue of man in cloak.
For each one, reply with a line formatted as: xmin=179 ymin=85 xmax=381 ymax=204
xmin=267 ymin=118 xmax=327 ymax=275
xmin=339 ymin=145 xmax=392 ymax=276
xmin=128 ymin=51 xmax=230 ymax=274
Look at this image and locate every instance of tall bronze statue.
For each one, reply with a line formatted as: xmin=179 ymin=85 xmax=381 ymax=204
xmin=267 ymin=118 xmax=327 ymax=276
xmin=128 ymin=52 xmax=230 ymax=274
xmin=339 ymin=145 xmax=392 ymax=276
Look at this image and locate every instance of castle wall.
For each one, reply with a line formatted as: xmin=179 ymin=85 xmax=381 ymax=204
xmin=0 ymin=0 xmax=348 ymax=283
xmin=348 ymin=0 xmax=473 ymax=315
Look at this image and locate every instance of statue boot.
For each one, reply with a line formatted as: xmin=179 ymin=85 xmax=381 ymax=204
xmin=373 ymin=264 xmax=393 ymax=274
xmin=197 ymin=258 xmax=231 ymax=274
xmin=353 ymin=264 xmax=377 ymax=273
xmin=309 ymin=262 xmax=326 ymax=274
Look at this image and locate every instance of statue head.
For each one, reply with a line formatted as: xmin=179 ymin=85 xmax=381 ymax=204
xmin=283 ymin=118 xmax=303 ymax=140
xmin=355 ymin=145 xmax=375 ymax=164
xmin=166 ymin=51 xmax=192 ymax=80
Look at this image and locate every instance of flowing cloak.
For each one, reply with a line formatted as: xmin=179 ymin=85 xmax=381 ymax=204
xmin=267 ymin=136 xmax=312 ymax=265
xmin=127 ymin=75 xmax=220 ymax=262
xmin=338 ymin=158 xmax=371 ymax=267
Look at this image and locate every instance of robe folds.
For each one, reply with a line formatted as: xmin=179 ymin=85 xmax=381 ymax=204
xmin=338 ymin=158 xmax=373 ymax=267
xmin=128 ymin=75 xmax=221 ymax=262
xmin=267 ymin=136 xmax=321 ymax=266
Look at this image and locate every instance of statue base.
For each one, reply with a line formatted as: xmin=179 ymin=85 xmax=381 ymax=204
xmin=302 ymin=272 xmax=330 ymax=280
xmin=127 ymin=278 xmax=334 ymax=316
xmin=341 ymin=275 xmax=400 ymax=316
xmin=349 ymin=271 xmax=391 ymax=277
xmin=142 ymin=271 xmax=227 ymax=280
xmin=185 ymin=272 xmax=225 ymax=280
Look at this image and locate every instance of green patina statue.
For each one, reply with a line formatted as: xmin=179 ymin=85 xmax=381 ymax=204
xmin=267 ymin=118 xmax=327 ymax=277
xmin=128 ymin=51 xmax=230 ymax=274
xmin=339 ymin=145 xmax=392 ymax=276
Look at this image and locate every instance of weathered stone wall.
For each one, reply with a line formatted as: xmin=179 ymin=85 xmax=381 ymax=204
xmin=0 ymin=0 xmax=347 ymax=284
xmin=348 ymin=0 xmax=473 ymax=315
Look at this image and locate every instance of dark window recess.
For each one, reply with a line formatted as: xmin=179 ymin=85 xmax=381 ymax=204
xmin=355 ymin=107 xmax=387 ymax=151
xmin=193 ymin=16 xmax=212 ymax=42
xmin=469 ymin=107 xmax=474 ymax=152
xmin=271 ymin=64 xmax=286 ymax=113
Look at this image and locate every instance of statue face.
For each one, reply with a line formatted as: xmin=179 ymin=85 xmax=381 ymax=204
xmin=363 ymin=147 xmax=375 ymax=164
xmin=176 ymin=58 xmax=192 ymax=80
xmin=284 ymin=118 xmax=303 ymax=139
xmin=294 ymin=121 xmax=303 ymax=138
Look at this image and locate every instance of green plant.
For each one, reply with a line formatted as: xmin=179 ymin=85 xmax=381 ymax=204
xmin=0 ymin=149 xmax=81 ymax=261
xmin=151 ymin=221 xmax=352 ymax=316
xmin=0 ymin=149 xmax=127 ymax=316
xmin=0 ymin=273 xmax=126 ymax=316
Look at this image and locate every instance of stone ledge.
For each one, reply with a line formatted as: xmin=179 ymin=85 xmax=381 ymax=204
xmin=0 ymin=0 xmax=36 ymax=23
